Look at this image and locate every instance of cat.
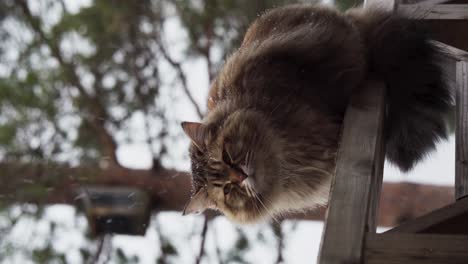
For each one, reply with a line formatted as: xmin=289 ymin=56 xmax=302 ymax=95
xmin=181 ymin=4 xmax=452 ymax=223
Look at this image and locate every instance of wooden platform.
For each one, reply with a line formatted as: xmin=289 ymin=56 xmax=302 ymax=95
xmin=318 ymin=0 xmax=468 ymax=263
xmin=366 ymin=233 xmax=468 ymax=264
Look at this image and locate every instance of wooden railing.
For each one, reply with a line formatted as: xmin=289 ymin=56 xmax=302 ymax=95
xmin=318 ymin=81 xmax=386 ymax=263
xmin=318 ymin=0 xmax=468 ymax=263
xmin=456 ymin=60 xmax=468 ymax=199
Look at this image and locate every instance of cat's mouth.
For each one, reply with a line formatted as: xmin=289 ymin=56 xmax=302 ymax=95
xmin=225 ymin=183 xmax=246 ymax=197
xmin=222 ymin=182 xmax=270 ymax=223
xmin=226 ymin=180 xmax=261 ymax=212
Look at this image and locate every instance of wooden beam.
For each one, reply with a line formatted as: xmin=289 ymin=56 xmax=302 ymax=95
xmin=399 ymin=4 xmax=468 ymax=19
xmin=0 ymin=162 xmax=455 ymax=225
xmin=377 ymin=182 xmax=453 ymax=227
xmin=364 ymin=0 xmax=398 ymax=11
xmin=367 ymin=109 xmax=386 ymax=231
xmin=433 ymin=41 xmax=468 ymax=62
xmin=385 ymin=196 xmax=468 ymax=234
xmin=401 ymin=0 xmax=451 ymax=5
xmin=318 ymin=81 xmax=386 ymax=264
xmin=366 ymin=233 xmax=468 ymax=263
xmin=456 ymin=60 xmax=468 ymax=199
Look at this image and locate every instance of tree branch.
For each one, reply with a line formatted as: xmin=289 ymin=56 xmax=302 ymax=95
xmin=157 ymin=42 xmax=204 ymax=119
xmin=197 ymin=21 xmax=215 ymax=82
xmin=0 ymin=161 xmax=456 ymax=227
xmin=16 ymin=0 xmax=120 ymax=165
xmin=87 ymin=235 xmax=107 ymax=264
xmin=0 ymin=161 xmax=192 ymax=212
xmin=273 ymin=223 xmax=284 ymax=264
xmin=195 ymin=217 xmax=209 ymax=264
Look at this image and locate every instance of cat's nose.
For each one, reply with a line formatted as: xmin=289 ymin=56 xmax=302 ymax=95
xmin=229 ymin=169 xmax=247 ymax=184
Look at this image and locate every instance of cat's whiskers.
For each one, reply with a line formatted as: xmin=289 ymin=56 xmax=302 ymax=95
xmin=247 ymin=183 xmax=256 ymax=198
xmin=242 ymin=180 xmax=253 ymax=198
xmin=245 ymin=184 xmax=253 ymax=198
xmin=244 ymin=150 xmax=255 ymax=177
xmin=243 ymin=181 xmax=261 ymax=212
xmin=250 ymin=186 xmax=280 ymax=224
xmin=251 ymin=195 xmax=264 ymax=220
xmin=249 ymin=189 xmax=264 ymax=217
xmin=257 ymin=194 xmax=280 ymax=224
xmin=246 ymin=150 xmax=255 ymax=165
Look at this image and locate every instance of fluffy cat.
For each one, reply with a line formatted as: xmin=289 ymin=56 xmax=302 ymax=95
xmin=181 ymin=4 xmax=451 ymax=223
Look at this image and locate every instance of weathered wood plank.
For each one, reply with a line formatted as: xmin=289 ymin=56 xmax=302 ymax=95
xmin=364 ymin=0 xmax=398 ymax=11
xmin=399 ymin=4 xmax=468 ymax=19
xmin=367 ymin=114 xmax=386 ymax=232
xmin=318 ymin=81 xmax=386 ymax=264
xmin=456 ymin=60 xmax=468 ymax=200
xmin=366 ymin=233 xmax=468 ymax=264
xmin=433 ymin=41 xmax=468 ymax=62
xmin=401 ymin=0 xmax=451 ymax=5
xmin=385 ymin=196 xmax=468 ymax=234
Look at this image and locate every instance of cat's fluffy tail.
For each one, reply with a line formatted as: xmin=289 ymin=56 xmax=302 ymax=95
xmin=346 ymin=7 xmax=452 ymax=171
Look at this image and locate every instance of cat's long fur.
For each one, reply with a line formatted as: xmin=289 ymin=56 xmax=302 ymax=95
xmin=182 ymin=4 xmax=451 ymax=223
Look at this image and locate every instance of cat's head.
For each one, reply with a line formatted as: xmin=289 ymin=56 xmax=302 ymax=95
xmin=181 ymin=109 xmax=281 ymax=223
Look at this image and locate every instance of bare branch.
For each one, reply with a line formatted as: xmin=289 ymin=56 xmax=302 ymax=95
xmin=102 ymin=235 xmax=113 ymax=264
xmin=197 ymin=21 xmax=215 ymax=82
xmin=58 ymin=0 xmax=69 ymax=15
xmin=274 ymin=223 xmax=284 ymax=264
xmin=87 ymin=235 xmax=107 ymax=264
xmin=195 ymin=217 xmax=210 ymax=264
xmin=157 ymin=42 xmax=204 ymax=119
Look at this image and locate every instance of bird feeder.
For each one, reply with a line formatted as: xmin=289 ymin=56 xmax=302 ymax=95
xmin=76 ymin=186 xmax=151 ymax=236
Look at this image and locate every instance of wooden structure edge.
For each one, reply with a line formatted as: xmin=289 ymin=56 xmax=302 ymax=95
xmin=385 ymin=196 xmax=468 ymax=234
xmin=399 ymin=4 xmax=468 ymax=20
xmin=318 ymin=0 xmax=468 ymax=263
xmin=365 ymin=233 xmax=468 ymax=264
xmin=318 ymin=80 xmax=386 ymax=264
xmin=456 ymin=60 xmax=468 ymax=199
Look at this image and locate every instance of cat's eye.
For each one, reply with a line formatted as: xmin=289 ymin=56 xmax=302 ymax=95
xmin=223 ymin=185 xmax=231 ymax=195
xmin=212 ymin=183 xmax=223 ymax=187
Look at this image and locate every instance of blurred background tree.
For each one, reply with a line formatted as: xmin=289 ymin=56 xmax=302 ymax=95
xmin=0 ymin=0 xmax=454 ymax=263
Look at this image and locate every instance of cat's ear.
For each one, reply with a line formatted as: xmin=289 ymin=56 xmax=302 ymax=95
xmin=181 ymin=121 xmax=205 ymax=149
xmin=182 ymin=189 xmax=212 ymax=215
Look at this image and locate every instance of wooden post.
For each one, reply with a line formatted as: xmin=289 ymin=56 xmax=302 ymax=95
xmin=456 ymin=60 xmax=468 ymax=200
xmin=318 ymin=81 xmax=386 ymax=264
